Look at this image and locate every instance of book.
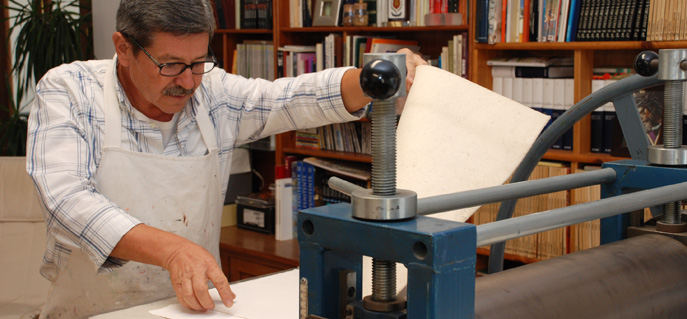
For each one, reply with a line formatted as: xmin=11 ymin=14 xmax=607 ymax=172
xmin=302 ymin=157 xmax=371 ymax=181
xmin=541 ymin=78 xmax=554 ymax=133
xmin=256 ymin=0 xmax=272 ymax=29
xmin=477 ymin=0 xmax=490 ymax=42
xmin=220 ymin=0 xmax=237 ymax=29
xmin=240 ymin=0 xmax=258 ymax=29
xmin=602 ymin=79 xmax=618 ymax=153
xmin=590 ymin=80 xmax=605 ymax=153
xmin=274 ymin=176 xmax=293 ymax=241
xmin=562 ymin=78 xmax=574 ymax=150
xmin=515 ymin=65 xmax=574 ymax=78
xmin=550 ymin=78 xmax=565 ymax=149
xmin=531 ymin=78 xmax=544 ymax=113
xmin=214 ymin=0 xmax=227 ymax=28
xmin=565 ymin=0 xmax=581 ymax=41
xmin=487 ymin=56 xmax=571 ymax=67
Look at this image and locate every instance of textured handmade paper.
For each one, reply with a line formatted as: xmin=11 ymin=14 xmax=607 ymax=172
xmin=396 ymin=65 xmax=550 ymax=222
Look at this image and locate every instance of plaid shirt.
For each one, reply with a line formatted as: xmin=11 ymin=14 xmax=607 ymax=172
xmin=26 ymin=58 xmax=361 ymax=279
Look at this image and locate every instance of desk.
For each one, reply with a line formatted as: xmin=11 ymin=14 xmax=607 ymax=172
xmin=219 ymin=226 xmax=299 ymax=282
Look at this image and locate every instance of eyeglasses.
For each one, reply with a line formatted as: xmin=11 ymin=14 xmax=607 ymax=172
xmin=124 ymin=34 xmax=217 ymax=77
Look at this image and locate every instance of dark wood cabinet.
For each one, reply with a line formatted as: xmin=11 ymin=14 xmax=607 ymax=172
xmin=219 ymin=226 xmax=299 ymax=282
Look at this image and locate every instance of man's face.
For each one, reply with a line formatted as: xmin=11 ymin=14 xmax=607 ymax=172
xmin=124 ymin=32 xmax=210 ymax=118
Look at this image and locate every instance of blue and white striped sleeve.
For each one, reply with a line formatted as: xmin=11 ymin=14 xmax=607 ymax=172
xmin=26 ymin=65 xmax=141 ymax=275
xmin=209 ymin=67 xmax=364 ymax=146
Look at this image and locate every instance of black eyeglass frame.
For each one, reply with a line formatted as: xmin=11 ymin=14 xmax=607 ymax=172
xmin=123 ymin=33 xmax=218 ymax=77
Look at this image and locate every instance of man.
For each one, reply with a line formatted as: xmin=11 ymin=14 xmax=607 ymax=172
xmin=26 ymin=0 xmax=426 ymax=318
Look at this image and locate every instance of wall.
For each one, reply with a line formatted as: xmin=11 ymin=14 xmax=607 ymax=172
xmin=92 ymin=0 xmax=121 ymax=59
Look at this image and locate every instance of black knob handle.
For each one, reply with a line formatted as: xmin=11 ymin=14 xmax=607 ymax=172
xmin=634 ymin=51 xmax=659 ymax=77
xmin=360 ymin=59 xmax=402 ymax=100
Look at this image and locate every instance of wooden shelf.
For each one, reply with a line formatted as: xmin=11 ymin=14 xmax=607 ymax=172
xmin=474 ymin=40 xmax=687 ymax=51
xmin=280 ymin=25 xmax=470 ymax=33
xmin=219 ymin=226 xmax=299 ymax=282
xmin=216 ymin=28 xmax=273 ymax=35
xmin=281 ymin=147 xmax=372 ymax=163
xmin=542 ymin=150 xmax=627 ymax=165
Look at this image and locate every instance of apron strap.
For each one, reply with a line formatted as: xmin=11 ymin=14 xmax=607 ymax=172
xmin=103 ymin=55 xmax=121 ymax=149
xmin=103 ymin=55 xmax=218 ymax=152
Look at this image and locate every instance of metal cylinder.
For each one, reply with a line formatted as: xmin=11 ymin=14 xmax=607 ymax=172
xmin=371 ymin=259 xmax=396 ymax=301
xmin=475 ymin=234 xmax=687 ymax=319
xmin=370 ymin=99 xmax=397 ymax=196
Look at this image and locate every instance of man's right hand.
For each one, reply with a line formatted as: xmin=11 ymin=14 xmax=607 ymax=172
xmin=111 ymin=224 xmax=236 ymax=312
xmin=164 ymin=239 xmax=236 ymax=311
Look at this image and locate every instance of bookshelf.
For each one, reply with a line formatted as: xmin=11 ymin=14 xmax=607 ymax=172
xmin=214 ymin=0 xmax=686 ymax=264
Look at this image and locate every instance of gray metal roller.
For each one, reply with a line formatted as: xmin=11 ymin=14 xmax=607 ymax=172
xmin=475 ymin=234 xmax=687 ymax=319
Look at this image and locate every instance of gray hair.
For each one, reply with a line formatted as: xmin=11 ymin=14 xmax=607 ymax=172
xmin=116 ymin=0 xmax=215 ymax=52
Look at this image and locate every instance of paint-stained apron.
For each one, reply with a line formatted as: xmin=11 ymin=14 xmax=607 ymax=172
xmin=39 ymin=57 xmax=223 ymax=318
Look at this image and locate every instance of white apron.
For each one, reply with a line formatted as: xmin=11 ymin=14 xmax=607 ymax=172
xmin=39 ymin=58 xmax=224 ymax=319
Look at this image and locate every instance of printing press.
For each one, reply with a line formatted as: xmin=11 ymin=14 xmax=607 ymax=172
xmin=296 ymin=49 xmax=687 ymax=318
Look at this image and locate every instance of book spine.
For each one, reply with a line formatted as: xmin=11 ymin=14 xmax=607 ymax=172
xmin=276 ymin=49 xmax=283 ymax=78
xmin=477 ymin=0 xmax=490 ymax=42
xmin=602 ymin=104 xmax=616 ymax=153
xmin=551 ymin=79 xmax=565 ymax=149
xmin=562 ymin=78 xmax=574 ymax=150
xmin=639 ymin=0 xmax=650 ymax=40
xmin=590 ymin=110 xmax=604 ymax=152
xmin=515 ymin=66 xmax=549 ymax=77
xmin=531 ymin=78 xmax=544 ymax=113
xmin=630 ymin=0 xmax=641 ymax=40
xmin=575 ymin=0 xmax=589 ymax=41
xmin=297 ymin=161 xmax=305 ymax=209
xmin=529 ymin=0 xmax=539 ymax=41
xmin=461 ymin=31 xmax=469 ymax=78
xmin=306 ymin=162 xmax=315 ymax=208
xmin=565 ymin=0 xmax=579 ymax=41
xmin=214 ymin=0 xmax=227 ymax=29
xmin=542 ymin=78 xmax=555 ymax=133
xmin=590 ymin=79 xmax=605 ymax=153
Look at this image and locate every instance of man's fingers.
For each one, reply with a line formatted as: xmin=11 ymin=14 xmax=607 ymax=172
xmin=192 ymin=274 xmax=215 ymax=311
xmin=173 ymin=281 xmax=192 ymax=311
xmin=208 ymin=268 xmax=235 ymax=308
xmin=181 ymin=276 xmax=204 ymax=311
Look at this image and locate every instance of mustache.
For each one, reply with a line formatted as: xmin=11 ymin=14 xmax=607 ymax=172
xmin=163 ymin=86 xmax=194 ymax=96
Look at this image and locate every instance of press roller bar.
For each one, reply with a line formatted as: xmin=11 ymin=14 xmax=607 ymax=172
xmin=476 ymin=181 xmax=687 ymax=247
xmin=328 ymin=167 xmax=617 ymax=216
xmin=475 ymin=234 xmax=687 ymax=319
xmin=416 ymin=167 xmax=616 ymax=215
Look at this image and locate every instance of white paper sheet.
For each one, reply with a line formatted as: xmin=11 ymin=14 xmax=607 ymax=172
xmin=396 ymin=65 xmax=550 ymax=222
xmin=149 ymin=269 xmax=299 ymax=319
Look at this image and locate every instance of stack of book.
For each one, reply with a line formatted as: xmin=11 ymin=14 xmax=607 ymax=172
xmin=489 ymin=57 xmax=574 ymax=150
xmin=233 ymin=40 xmax=274 ymax=80
xmin=476 ymin=0 xmax=684 ymax=43
xmin=473 ymin=162 xmax=569 ymax=260
xmin=295 ymin=122 xmax=371 ymax=155
xmin=290 ymin=157 xmax=370 ymax=212
xmin=289 ymin=0 xmax=468 ymax=28
xmin=211 ymin=0 xmax=272 ymax=30
xmin=437 ymin=32 xmax=470 ymax=79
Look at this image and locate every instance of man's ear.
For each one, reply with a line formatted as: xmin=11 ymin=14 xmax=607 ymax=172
xmin=112 ymin=32 xmax=132 ymax=67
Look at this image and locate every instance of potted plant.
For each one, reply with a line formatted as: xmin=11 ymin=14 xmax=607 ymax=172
xmin=0 ymin=79 xmax=27 ymax=156
xmin=1 ymin=0 xmax=92 ymax=156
